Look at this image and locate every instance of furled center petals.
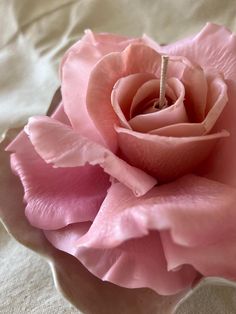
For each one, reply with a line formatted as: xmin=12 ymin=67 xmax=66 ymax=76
xmin=45 ymin=223 xmax=197 ymax=295
xmin=86 ymin=44 xmax=162 ymax=151
xmin=128 ymin=78 xmax=189 ymax=133
xmin=116 ymin=126 xmax=229 ymax=183
xmin=25 ymin=116 xmax=157 ymax=196
xmin=150 ymin=72 xmax=228 ymax=137
xmin=129 ymin=78 xmax=177 ymax=118
xmin=111 ymin=72 xmax=156 ymax=129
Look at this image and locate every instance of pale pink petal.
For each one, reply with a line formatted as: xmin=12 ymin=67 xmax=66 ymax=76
xmin=45 ymin=224 xmax=197 ymax=295
xmin=7 ymin=131 xmax=109 ymax=230
xmin=0 ymin=137 xmax=184 ymax=313
xmin=167 ymin=56 xmax=208 ymax=122
xmin=111 ymin=73 xmax=156 ymax=129
xmin=151 ymin=73 xmax=228 ymax=137
xmin=86 ymin=44 xmax=162 ymax=150
xmin=161 ymin=231 xmax=236 ymax=282
xmin=83 ymin=29 xmax=143 ymax=47
xmin=6 ymin=102 xmax=110 ymax=230
xmin=129 ymin=78 xmax=189 ymax=133
xmin=129 ymin=78 xmax=177 ymax=118
xmin=51 ymin=101 xmax=71 ymax=125
xmin=130 ymin=49 xmax=208 ymax=122
xmin=61 ymin=30 xmax=143 ymax=72
xmin=61 ymin=31 xmax=142 ymax=145
xmin=158 ymin=23 xmax=236 ymax=187
xmin=142 ymin=33 xmax=194 ymax=55
xmin=26 ymin=116 xmax=156 ymax=196
xmin=159 ymin=23 xmax=236 ymax=80
xmin=75 ymin=176 xmax=236 ymax=250
xmin=116 ymin=126 xmax=229 ymax=183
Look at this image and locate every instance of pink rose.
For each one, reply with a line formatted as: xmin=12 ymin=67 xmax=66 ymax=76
xmin=6 ymin=23 xmax=236 ymax=296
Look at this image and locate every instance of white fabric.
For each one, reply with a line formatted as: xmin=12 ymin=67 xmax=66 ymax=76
xmin=1 ymin=0 xmax=236 ymax=312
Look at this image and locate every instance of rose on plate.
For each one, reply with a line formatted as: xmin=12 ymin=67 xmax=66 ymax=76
xmin=4 ymin=23 xmax=236 ymax=307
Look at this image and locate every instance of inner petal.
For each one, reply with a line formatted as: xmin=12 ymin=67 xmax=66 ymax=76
xmin=129 ymin=78 xmax=189 ymax=133
xmin=129 ymin=78 xmax=177 ymax=118
xmin=111 ymin=72 xmax=156 ymax=129
xmin=167 ymin=56 xmax=208 ymax=122
xmin=150 ymin=72 xmax=228 ymax=137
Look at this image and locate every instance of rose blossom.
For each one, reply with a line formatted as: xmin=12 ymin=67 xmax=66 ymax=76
xmin=6 ymin=23 xmax=236 ymax=295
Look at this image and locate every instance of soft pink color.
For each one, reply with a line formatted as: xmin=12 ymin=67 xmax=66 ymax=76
xmin=7 ymin=23 xmax=236 ymax=296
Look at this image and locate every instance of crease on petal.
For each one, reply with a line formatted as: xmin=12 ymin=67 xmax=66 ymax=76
xmin=25 ymin=116 xmax=156 ymax=197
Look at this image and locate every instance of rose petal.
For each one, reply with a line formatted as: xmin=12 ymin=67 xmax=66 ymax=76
xmin=151 ymin=73 xmax=228 ymax=137
xmin=25 ymin=116 xmax=156 ymax=196
xmin=45 ymin=224 xmax=197 ymax=296
xmin=5 ymin=104 xmax=111 ymax=230
xmin=61 ymin=31 xmax=142 ymax=144
xmin=61 ymin=30 xmax=143 ymax=72
xmin=159 ymin=23 xmax=236 ymax=80
xmin=142 ymin=33 xmax=194 ymax=56
xmin=129 ymin=78 xmax=189 ymax=133
xmin=86 ymin=44 xmax=162 ymax=151
xmin=0 ymin=132 xmax=186 ymax=313
xmin=7 ymin=133 xmax=110 ymax=230
xmin=75 ymin=176 xmax=236 ymax=250
xmin=129 ymin=78 xmax=177 ymax=118
xmin=158 ymin=23 xmax=236 ymax=187
xmin=116 ymin=126 xmax=229 ymax=183
xmin=161 ymin=231 xmax=236 ymax=282
xmin=167 ymin=56 xmax=208 ymax=122
xmin=111 ymin=72 xmax=156 ymax=129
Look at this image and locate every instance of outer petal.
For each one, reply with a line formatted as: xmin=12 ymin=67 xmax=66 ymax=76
xmin=86 ymin=44 xmax=162 ymax=151
xmin=61 ymin=30 xmax=142 ymax=144
xmin=161 ymin=231 xmax=236 ymax=282
xmin=158 ymin=23 xmax=236 ymax=187
xmin=0 ymin=127 xmax=188 ymax=314
xmin=75 ymin=176 xmax=236 ymax=249
xmin=6 ymin=108 xmax=110 ymax=230
xmin=26 ymin=116 xmax=157 ymax=196
xmin=116 ymin=126 xmax=229 ymax=183
xmin=60 ymin=30 xmax=143 ymax=73
xmin=45 ymin=225 xmax=197 ymax=296
xmin=159 ymin=23 xmax=236 ymax=80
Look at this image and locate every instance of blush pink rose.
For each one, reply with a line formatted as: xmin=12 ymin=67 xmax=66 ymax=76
xmin=7 ymin=23 xmax=236 ymax=296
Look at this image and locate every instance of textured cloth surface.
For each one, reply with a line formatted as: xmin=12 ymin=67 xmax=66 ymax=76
xmin=1 ymin=0 xmax=236 ymax=313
